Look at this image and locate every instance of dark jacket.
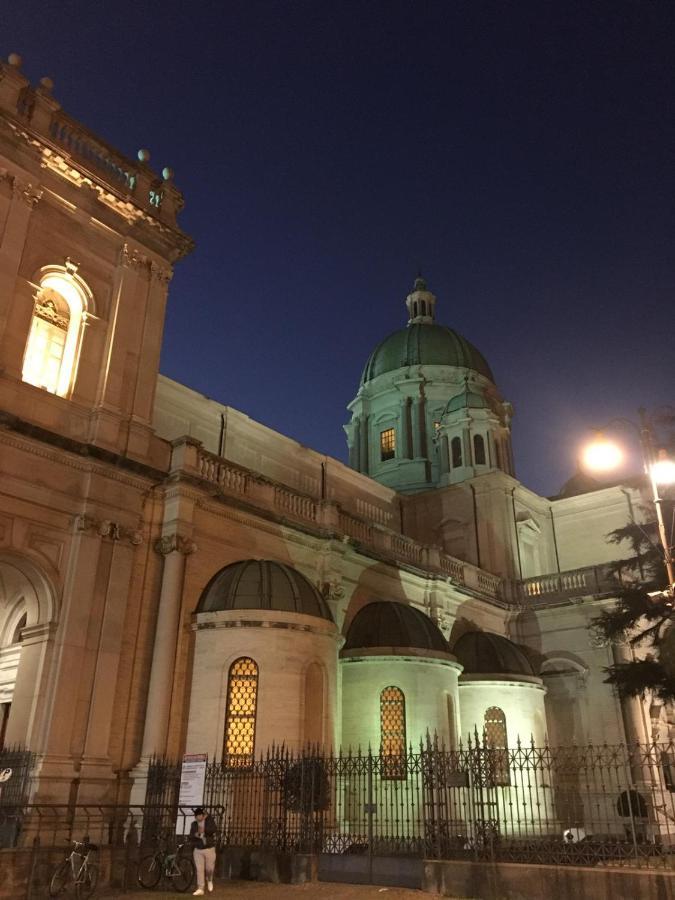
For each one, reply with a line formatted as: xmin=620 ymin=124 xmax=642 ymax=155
xmin=189 ymin=815 xmax=217 ymax=850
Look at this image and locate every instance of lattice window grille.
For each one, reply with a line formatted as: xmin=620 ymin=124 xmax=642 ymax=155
xmin=380 ymin=685 xmax=406 ymax=779
xmin=484 ymin=706 xmax=510 ymax=786
xmin=224 ymin=657 xmax=258 ymax=767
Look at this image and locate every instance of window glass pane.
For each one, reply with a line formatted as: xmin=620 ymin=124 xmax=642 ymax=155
xmin=474 ymin=434 xmax=486 ymax=465
xmin=380 ymin=428 xmax=396 ymax=461
xmin=484 ymin=706 xmax=510 ymax=786
xmin=224 ymin=657 xmax=258 ymax=767
xmin=380 ymin=686 xmax=406 ymax=779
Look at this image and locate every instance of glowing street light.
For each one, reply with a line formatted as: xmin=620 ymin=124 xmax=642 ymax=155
xmin=581 ymin=437 xmax=624 ymax=474
xmin=580 ymin=408 xmax=675 ymax=597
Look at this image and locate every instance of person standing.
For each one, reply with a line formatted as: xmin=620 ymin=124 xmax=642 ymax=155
xmin=190 ymin=807 xmax=217 ymax=895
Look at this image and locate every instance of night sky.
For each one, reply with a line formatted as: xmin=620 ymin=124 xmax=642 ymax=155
xmin=8 ymin=1 xmax=674 ymax=495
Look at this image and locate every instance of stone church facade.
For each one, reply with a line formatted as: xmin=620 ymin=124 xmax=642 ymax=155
xmin=0 ymin=55 xmax=659 ymax=806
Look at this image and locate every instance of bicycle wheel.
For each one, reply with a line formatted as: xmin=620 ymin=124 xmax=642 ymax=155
xmin=49 ymin=860 xmax=71 ymax=897
xmin=170 ymin=855 xmax=195 ymax=893
xmin=76 ymin=863 xmax=98 ymax=900
xmin=137 ymin=853 xmax=163 ymax=889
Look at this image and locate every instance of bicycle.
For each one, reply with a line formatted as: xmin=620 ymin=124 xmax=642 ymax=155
xmin=49 ymin=838 xmax=99 ymax=899
xmin=137 ymin=836 xmax=195 ymax=892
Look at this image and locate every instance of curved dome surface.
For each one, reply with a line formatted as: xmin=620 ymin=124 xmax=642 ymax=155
xmin=361 ymin=324 xmax=494 ymax=386
xmin=452 ymin=631 xmax=534 ymax=676
xmin=343 ymin=601 xmax=450 ymax=654
xmin=197 ymin=559 xmax=333 ymax=621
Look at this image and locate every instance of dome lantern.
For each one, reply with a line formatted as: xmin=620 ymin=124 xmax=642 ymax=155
xmin=405 ymin=273 xmax=437 ymax=325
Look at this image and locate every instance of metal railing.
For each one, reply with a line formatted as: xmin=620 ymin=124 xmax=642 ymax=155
xmin=145 ymin=738 xmax=675 ymax=869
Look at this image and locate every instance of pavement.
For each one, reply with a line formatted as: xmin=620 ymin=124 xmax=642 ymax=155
xmin=102 ymin=881 xmax=430 ymax=899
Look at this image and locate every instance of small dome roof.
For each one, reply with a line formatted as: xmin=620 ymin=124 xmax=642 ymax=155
xmin=452 ymin=631 xmax=534 ymax=676
xmin=444 ymin=389 xmax=491 ymax=415
xmin=197 ymin=559 xmax=333 ymax=621
xmin=361 ymin=324 xmax=494 ymax=386
xmin=343 ymin=601 xmax=450 ymax=654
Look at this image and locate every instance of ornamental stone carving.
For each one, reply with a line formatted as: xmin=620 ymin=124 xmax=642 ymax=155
xmin=74 ymin=514 xmax=143 ymax=545
xmin=12 ymin=176 xmax=42 ymax=207
xmin=154 ymin=534 xmax=197 ymax=556
xmin=150 ymin=261 xmax=173 ymax=285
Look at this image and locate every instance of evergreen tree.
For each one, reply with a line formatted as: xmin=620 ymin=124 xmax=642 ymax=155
xmin=594 ymin=503 xmax=674 ymax=702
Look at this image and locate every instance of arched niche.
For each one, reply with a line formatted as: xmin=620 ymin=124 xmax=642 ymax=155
xmin=0 ymin=553 xmax=58 ymax=749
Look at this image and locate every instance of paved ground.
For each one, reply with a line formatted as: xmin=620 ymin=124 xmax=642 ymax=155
xmin=103 ymin=882 xmax=431 ymax=899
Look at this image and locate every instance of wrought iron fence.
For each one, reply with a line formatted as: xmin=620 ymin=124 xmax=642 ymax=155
xmin=0 ymin=744 xmax=36 ymax=805
xmin=147 ymin=737 xmax=675 ymax=869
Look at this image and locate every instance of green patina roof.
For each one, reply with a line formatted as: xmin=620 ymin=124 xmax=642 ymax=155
xmin=360 ymin=323 xmax=494 ymax=386
xmin=444 ymin=389 xmax=491 ymax=414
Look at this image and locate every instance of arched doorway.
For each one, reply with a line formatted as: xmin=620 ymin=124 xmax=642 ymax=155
xmin=0 ymin=553 xmax=57 ymax=749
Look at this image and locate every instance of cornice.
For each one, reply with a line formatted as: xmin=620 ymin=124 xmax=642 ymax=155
xmin=0 ymin=421 xmax=159 ymax=492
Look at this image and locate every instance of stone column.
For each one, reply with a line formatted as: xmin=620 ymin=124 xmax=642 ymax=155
xmin=349 ymin=417 xmax=360 ymax=470
xmin=418 ymin=395 xmax=428 ymax=458
xmin=411 ymin=401 xmax=421 ymax=458
xmin=439 ymin=435 xmax=449 ymax=476
xmin=359 ymin=415 xmax=369 ymax=474
xmin=0 ymin=175 xmax=43 ymax=376
xmin=139 ymin=533 xmax=196 ymax=759
xmin=404 ymin=397 xmax=413 ymax=458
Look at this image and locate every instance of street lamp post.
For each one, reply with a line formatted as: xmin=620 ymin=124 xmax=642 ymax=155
xmin=581 ymin=406 xmax=675 ymax=598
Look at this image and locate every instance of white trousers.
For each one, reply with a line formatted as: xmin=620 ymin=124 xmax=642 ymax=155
xmin=193 ymin=846 xmax=216 ymax=888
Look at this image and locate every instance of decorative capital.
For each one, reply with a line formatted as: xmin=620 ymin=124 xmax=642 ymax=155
xmin=321 ymin=580 xmax=344 ymax=603
xmin=154 ymin=534 xmax=197 ymax=556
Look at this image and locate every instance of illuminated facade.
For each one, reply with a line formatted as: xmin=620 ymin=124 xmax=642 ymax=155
xmin=0 ymin=55 xmax=667 ymax=809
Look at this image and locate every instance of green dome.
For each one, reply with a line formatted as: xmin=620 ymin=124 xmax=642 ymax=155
xmin=360 ymin=324 xmax=494 ymax=386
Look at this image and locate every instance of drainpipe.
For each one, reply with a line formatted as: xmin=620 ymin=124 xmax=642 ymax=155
xmin=511 ymin=487 xmax=523 ymax=580
xmin=469 ymin=483 xmax=481 ymax=568
xmin=549 ymin=507 xmax=561 ymax=573
xmin=218 ymin=412 xmax=226 ymax=457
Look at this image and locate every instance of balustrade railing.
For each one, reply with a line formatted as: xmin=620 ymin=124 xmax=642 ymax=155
xmin=274 ymin=487 xmax=317 ymax=522
xmin=49 ymin=112 xmax=139 ymax=193
xmin=197 ymin=450 xmax=248 ymax=495
xmin=185 ymin=441 xmax=501 ymax=601
xmin=517 ymin=563 xmax=625 ymax=603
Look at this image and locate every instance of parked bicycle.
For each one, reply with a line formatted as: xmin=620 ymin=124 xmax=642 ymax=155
xmin=49 ymin=838 xmax=99 ymax=899
xmin=137 ymin=832 xmax=195 ymax=892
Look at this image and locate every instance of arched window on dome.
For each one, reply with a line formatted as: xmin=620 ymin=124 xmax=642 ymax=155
xmin=223 ymin=656 xmax=258 ymax=767
xmin=380 ymin=685 xmax=406 ymax=779
xmin=474 ymin=434 xmax=486 ymax=465
xmin=22 ymin=268 xmax=90 ymax=397
xmin=421 ymin=300 xmax=427 ymax=316
xmin=451 ymin=436 xmax=463 ymax=468
xmin=483 ymin=706 xmax=510 ymax=786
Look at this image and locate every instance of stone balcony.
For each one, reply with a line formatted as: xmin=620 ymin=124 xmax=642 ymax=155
xmin=515 ymin=562 xmax=631 ymax=607
xmin=170 ymin=436 xmax=505 ymax=605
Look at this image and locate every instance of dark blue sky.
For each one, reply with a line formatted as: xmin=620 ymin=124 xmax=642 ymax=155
xmin=9 ymin=1 xmax=674 ymax=495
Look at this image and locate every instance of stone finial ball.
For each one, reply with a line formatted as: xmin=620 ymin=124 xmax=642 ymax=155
xmin=162 ymin=167 xmax=174 ymax=181
xmin=137 ymin=148 xmax=151 ymax=163
xmin=8 ymin=53 xmax=22 ymax=67
xmin=39 ymin=77 xmax=54 ymax=91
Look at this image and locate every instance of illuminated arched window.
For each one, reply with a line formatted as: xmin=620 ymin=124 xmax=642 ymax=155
xmin=474 ymin=434 xmax=486 ymax=465
xmin=22 ymin=268 xmax=90 ymax=397
xmin=484 ymin=706 xmax=510 ymax=786
xmin=380 ymin=686 xmax=406 ymax=779
xmin=451 ymin=436 xmax=462 ymax=468
xmin=223 ymin=657 xmax=258 ymax=767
